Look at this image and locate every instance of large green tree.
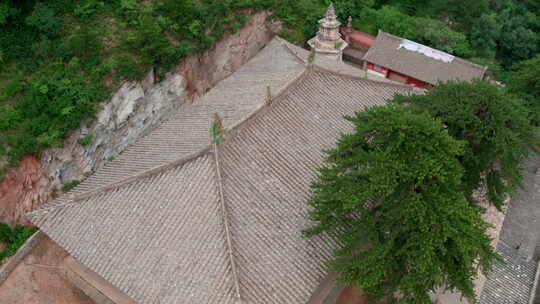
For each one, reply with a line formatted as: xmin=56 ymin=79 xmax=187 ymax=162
xmin=508 ymin=54 xmax=540 ymax=123
xmin=470 ymin=14 xmax=500 ymax=59
xmin=496 ymin=6 xmax=539 ymax=67
xmin=394 ymin=81 xmax=536 ymax=209
xmin=415 ymin=17 xmax=472 ymax=58
xmin=370 ymin=6 xmax=417 ymax=39
xmin=305 ymin=104 xmax=498 ymax=303
xmin=430 ymin=0 xmax=489 ymax=31
xmin=0 ymin=0 xmax=17 ymax=25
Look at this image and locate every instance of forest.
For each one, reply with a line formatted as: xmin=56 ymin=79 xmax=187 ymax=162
xmin=0 ymin=0 xmax=539 ymax=174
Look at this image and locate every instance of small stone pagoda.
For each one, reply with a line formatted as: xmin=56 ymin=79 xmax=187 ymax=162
xmin=308 ymin=3 xmax=348 ymax=61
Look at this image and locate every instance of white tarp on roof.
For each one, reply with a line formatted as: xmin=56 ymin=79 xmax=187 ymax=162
xmin=398 ymin=39 xmax=455 ymax=63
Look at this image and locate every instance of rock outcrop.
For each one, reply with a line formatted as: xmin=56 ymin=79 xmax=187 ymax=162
xmin=0 ymin=11 xmax=278 ymax=225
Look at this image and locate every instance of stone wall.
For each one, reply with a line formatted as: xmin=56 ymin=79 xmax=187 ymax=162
xmin=0 ymin=11 xmax=279 ymax=225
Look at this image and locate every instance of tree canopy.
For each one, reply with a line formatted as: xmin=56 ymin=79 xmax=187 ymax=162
xmin=304 ymin=104 xmax=499 ymax=303
xmin=470 ymin=14 xmax=500 ymax=59
xmin=508 ymin=54 xmax=540 ymax=124
xmin=393 ymin=81 xmax=536 ymax=209
xmin=0 ymin=0 xmax=538 ymax=176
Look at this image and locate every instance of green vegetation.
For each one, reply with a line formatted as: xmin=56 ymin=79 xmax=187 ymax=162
xmin=1 ymin=0 xmax=538 ymax=174
xmin=0 ymin=0 xmax=274 ymax=171
xmin=305 ymin=78 xmax=538 ymax=302
xmin=508 ymin=54 xmax=540 ymax=124
xmin=0 ymin=223 xmax=38 ymax=263
xmin=61 ymin=180 xmax=80 ymax=193
xmin=77 ymin=134 xmax=94 ymax=146
xmin=1 ymin=0 xmax=538 ymax=301
xmin=304 ymin=104 xmax=499 ymax=303
xmin=394 ymin=81 xmax=536 ymax=209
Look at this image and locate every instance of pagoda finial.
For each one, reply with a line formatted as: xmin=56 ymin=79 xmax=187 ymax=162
xmin=307 ymin=3 xmax=348 ymax=62
xmin=347 ymin=16 xmax=353 ymax=29
xmin=325 ymin=3 xmax=336 ymax=18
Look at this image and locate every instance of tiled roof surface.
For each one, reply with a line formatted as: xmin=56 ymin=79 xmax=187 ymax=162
xmin=363 ymin=31 xmax=487 ymax=85
xmin=220 ymin=71 xmax=410 ymax=303
xmin=28 ymin=38 xmax=413 ymax=303
xmin=32 ymin=37 xmax=306 ymax=213
xmin=479 ymin=152 xmax=540 ymax=304
xmin=479 ymin=241 xmax=537 ymax=304
xmin=36 ymin=155 xmax=237 ymax=304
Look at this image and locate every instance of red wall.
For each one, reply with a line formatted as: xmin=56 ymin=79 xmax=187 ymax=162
xmin=405 ymin=76 xmax=428 ymax=88
xmin=369 ymin=64 xmax=429 ymax=88
xmin=367 ymin=62 xmax=388 ymax=76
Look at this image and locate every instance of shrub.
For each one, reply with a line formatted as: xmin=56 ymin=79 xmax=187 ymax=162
xmin=62 ymin=180 xmax=80 ymax=193
xmin=25 ymin=2 xmax=60 ymax=37
xmin=77 ymin=134 xmax=94 ymax=146
xmin=113 ymin=55 xmax=146 ymax=81
xmin=0 ymin=223 xmax=38 ymax=264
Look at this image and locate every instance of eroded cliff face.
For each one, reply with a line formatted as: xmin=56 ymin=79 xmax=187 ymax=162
xmin=0 ymin=156 xmax=43 ymax=223
xmin=0 ymin=11 xmax=279 ymax=225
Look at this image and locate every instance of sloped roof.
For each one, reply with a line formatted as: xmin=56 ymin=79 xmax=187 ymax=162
xmin=479 ymin=152 xmax=540 ymax=304
xmin=363 ymin=31 xmax=487 ymax=85
xmin=479 ymin=241 xmax=537 ymax=304
xmin=44 ymin=38 xmax=306 ymax=202
xmin=341 ymin=28 xmax=375 ymax=49
xmin=28 ymin=38 xmax=413 ymax=304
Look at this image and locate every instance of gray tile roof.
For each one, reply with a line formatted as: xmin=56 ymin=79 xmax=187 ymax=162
xmin=479 ymin=241 xmax=537 ymax=304
xmin=33 ymin=37 xmax=306 ymax=212
xmin=363 ymin=31 xmax=487 ymax=85
xmin=28 ymin=38 xmax=413 ymax=303
xmin=498 ymin=152 xmax=540 ymax=261
xmin=219 ymin=71 xmax=410 ymax=303
xmin=479 ymin=152 xmax=540 ymax=304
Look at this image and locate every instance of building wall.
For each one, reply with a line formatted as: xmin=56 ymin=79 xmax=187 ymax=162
xmin=342 ymin=47 xmax=368 ymax=66
xmin=405 ymin=76 xmax=429 ymax=88
xmin=367 ymin=62 xmax=429 ymax=88
xmin=366 ymin=62 xmax=388 ymax=77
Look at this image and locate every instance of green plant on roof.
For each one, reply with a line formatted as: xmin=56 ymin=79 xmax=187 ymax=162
xmin=210 ymin=113 xmax=224 ymax=144
xmin=308 ymin=49 xmax=316 ymax=64
xmin=62 ymin=180 xmax=80 ymax=193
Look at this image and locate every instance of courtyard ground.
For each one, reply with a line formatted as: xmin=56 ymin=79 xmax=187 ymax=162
xmin=0 ymin=235 xmax=94 ymax=304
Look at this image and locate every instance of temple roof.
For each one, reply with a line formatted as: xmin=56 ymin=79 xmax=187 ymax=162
xmin=479 ymin=242 xmax=537 ymax=304
xmin=28 ymin=37 xmax=413 ymax=304
xmin=363 ymin=30 xmax=487 ymax=85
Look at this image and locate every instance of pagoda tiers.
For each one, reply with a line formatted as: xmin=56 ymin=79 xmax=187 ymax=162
xmin=308 ymin=3 xmax=348 ymax=61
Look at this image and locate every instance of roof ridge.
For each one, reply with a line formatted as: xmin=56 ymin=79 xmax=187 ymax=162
xmin=212 ymin=138 xmax=242 ymax=300
xmin=26 ymin=147 xmax=213 ymax=221
xmin=279 ymin=37 xmax=310 ymax=65
xmin=28 ymin=38 xmax=310 ymax=223
xmin=314 ymin=65 xmax=418 ymax=91
xmin=27 ymin=59 xmax=415 ymax=302
xmin=280 ymin=33 xmax=416 ymax=89
xmin=29 ymin=76 xmax=311 ymax=221
xmin=452 ymin=56 xmax=488 ymax=71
